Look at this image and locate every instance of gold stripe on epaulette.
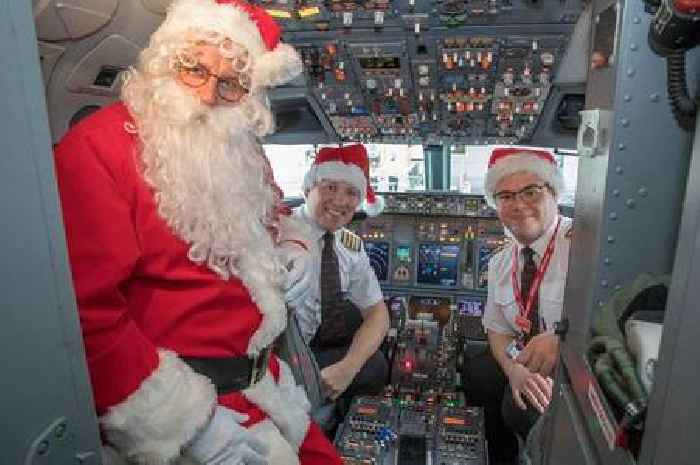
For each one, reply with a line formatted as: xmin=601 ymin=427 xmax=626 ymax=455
xmin=340 ymin=229 xmax=362 ymax=252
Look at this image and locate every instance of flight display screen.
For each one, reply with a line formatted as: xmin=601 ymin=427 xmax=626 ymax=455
xmin=417 ymin=243 xmax=460 ymax=286
xmin=365 ymin=241 xmax=390 ymax=282
xmin=457 ymin=297 xmax=485 ymax=317
xmin=395 ymin=244 xmax=412 ymax=262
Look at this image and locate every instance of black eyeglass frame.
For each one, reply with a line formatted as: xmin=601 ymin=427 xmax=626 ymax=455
xmin=493 ymin=183 xmax=552 ymax=205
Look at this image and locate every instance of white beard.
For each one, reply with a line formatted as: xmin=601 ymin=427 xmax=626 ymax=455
xmin=124 ymin=77 xmax=287 ymax=354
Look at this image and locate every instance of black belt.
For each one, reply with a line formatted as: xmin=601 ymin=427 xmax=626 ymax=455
xmin=182 ymin=347 xmax=271 ymax=395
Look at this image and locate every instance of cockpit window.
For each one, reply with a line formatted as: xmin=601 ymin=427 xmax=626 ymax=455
xmin=264 ymin=144 xmax=426 ymax=197
xmin=449 ymin=145 xmax=578 ymax=207
xmin=264 ymin=144 xmax=577 ymax=207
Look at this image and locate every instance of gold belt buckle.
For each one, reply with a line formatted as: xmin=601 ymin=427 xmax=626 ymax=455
xmin=250 ymin=346 xmax=270 ymax=386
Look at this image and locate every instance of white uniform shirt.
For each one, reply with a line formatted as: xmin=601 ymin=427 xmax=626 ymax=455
xmin=482 ymin=215 xmax=572 ymax=337
xmin=292 ymin=205 xmax=384 ymax=343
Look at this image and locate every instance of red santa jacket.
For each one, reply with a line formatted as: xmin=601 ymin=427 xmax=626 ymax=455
xmin=54 ymin=103 xmax=337 ymax=465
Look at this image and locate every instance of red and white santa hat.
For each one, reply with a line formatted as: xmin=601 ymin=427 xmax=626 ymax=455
xmin=153 ymin=0 xmax=302 ymax=87
xmin=302 ymin=144 xmax=385 ymax=217
xmin=484 ymin=147 xmax=563 ymax=207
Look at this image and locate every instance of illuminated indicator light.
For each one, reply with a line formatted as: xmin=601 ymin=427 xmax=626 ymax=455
xmin=298 ymin=7 xmax=320 ymax=17
xmin=266 ymin=9 xmax=292 ymax=18
xmin=343 ymin=12 xmax=353 ymax=25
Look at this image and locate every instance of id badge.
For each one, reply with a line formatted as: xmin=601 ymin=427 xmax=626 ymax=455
xmin=505 ymin=339 xmax=523 ymax=360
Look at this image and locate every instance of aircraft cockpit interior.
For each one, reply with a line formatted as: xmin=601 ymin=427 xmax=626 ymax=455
xmin=3 ymin=1 xmax=700 ymax=465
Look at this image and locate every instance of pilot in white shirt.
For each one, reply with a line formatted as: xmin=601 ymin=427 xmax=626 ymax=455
xmin=292 ymin=204 xmax=384 ymax=344
xmin=479 ymin=147 xmax=572 ymax=443
xmin=284 ymin=144 xmax=389 ymax=405
xmin=483 ymin=215 xmax=572 ymax=337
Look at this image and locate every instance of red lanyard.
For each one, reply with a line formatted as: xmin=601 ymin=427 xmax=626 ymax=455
xmin=511 ymin=218 xmax=561 ymax=335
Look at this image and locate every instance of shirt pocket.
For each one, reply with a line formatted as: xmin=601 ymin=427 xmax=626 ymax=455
xmin=539 ymin=282 xmax=564 ymax=330
xmin=493 ymin=283 xmax=519 ymax=324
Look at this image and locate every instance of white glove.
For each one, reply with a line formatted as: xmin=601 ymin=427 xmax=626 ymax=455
xmin=277 ymin=241 xmax=316 ymax=309
xmin=187 ymin=407 xmax=269 ymax=465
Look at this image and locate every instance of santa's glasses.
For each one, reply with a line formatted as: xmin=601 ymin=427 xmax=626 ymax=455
xmin=175 ymin=59 xmax=251 ymax=103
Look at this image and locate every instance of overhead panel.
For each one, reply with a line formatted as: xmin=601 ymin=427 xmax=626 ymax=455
xmin=255 ymin=0 xmax=586 ymax=145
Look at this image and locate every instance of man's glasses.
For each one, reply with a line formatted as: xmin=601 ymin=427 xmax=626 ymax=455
xmin=175 ymin=62 xmax=251 ymax=103
xmin=494 ymin=184 xmax=549 ymax=206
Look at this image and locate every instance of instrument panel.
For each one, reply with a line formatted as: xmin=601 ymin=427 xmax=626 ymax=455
xmin=347 ymin=192 xmax=508 ymax=292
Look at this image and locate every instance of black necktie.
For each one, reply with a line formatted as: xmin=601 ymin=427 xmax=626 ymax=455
xmin=521 ymin=247 xmax=540 ymax=340
xmin=320 ymin=232 xmax=341 ymax=309
xmin=311 ymin=232 xmax=347 ymax=347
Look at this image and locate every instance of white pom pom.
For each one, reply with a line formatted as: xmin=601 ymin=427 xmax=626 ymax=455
xmin=364 ymin=195 xmax=385 ymax=217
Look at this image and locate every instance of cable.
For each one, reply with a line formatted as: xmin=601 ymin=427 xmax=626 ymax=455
xmin=666 ymin=51 xmax=698 ymax=131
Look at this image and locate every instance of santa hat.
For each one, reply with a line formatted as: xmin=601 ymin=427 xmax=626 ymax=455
xmin=484 ymin=147 xmax=563 ymax=207
xmin=153 ymin=0 xmax=302 ymax=87
xmin=302 ymin=144 xmax=385 ymax=217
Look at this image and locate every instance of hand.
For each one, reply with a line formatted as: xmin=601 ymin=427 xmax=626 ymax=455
xmin=516 ymin=333 xmax=560 ymax=376
xmin=320 ymin=360 xmax=358 ymax=400
xmin=507 ymin=362 xmax=553 ymax=413
xmin=276 ymin=241 xmax=315 ymax=308
xmin=187 ymin=407 xmax=269 ymax=465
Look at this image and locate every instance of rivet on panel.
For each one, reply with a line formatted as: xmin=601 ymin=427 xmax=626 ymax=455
xmin=626 ymin=68 xmax=636 ymax=77
xmin=638 ymin=187 xmax=648 ymax=197
xmin=601 ymin=280 xmax=609 ymax=287
xmin=607 ymin=235 xmax=615 ymax=243
xmin=598 ymin=300 xmax=605 ymax=307
xmin=626 ymin=199 xmax=636 ymax=208
xmin=630 ymin=43 xmax=638 ymax=51
xmin=609 ymin=212 xmax=618 ymax=220
xmin=650 ymin=93 xmax=660 ymax=102
xmin=615 ymin=165 xmax=623 ymax=174
xmin=612 ymin=189 xmax=620 ymax=197
xmin=614 ymin=284 xmax=622 ymax=291
xmin=604 ymin=257 xmax=612 ymax=265
xmin=633 ymin=16 xmax=641 ymax=24
xmin=621 ymin=118 xmax=630 ymax=127
xmin=619 ymin=143 xmax=626 ymax=150
xmin=623 ymin=94 xmax=632 ymax=102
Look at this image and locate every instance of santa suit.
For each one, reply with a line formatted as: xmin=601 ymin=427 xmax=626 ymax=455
xmin=54 ymin=102 xmax=341 ymax=465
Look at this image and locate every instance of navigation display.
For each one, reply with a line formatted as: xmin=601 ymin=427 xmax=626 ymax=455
xmin=417 ymin=244 xmax=460 ymax=286
xmin=365 ymin=241 xmax=390 ymax=282
xmin=457 ymin=297 xmax=484 ymax=317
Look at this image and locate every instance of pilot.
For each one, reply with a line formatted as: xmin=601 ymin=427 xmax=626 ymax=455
xmin=290 ymin=144 xmax=390 ymax=406
xmin=481 ymin=148 xmax=572 ymax=441
xmin=52 ymin=1 xmax=341 ymax=464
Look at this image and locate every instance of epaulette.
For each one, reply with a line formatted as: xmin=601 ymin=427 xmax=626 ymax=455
xmin=340 ymin=229 xmax=362 ymax=252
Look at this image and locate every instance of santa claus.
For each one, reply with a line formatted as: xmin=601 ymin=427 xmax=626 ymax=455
xmin=53 ymin=0 xmax=339 ymax=464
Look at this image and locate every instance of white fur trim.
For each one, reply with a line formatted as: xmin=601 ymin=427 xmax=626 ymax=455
xmin=364 ymin=194 xmax=385 ymax=217
xmin=252 ymin=43 xmax=303 ymax=88
xmin=237 ymin=252 xmax=287 ymax=357
xmin=155 ymin=0 xmax=265 ymax=56
xmin=484 ymin=151 xmax=564 ymax=207
xmin=302 ymin=161 xmax=367 ymax=199
xmin=100 ymin=350 xmax=217 ymax=465
xmin=249 ymin=420 xmax=300 ymax=465
xmin=243 ymin=360 xmax=311 ymax=452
